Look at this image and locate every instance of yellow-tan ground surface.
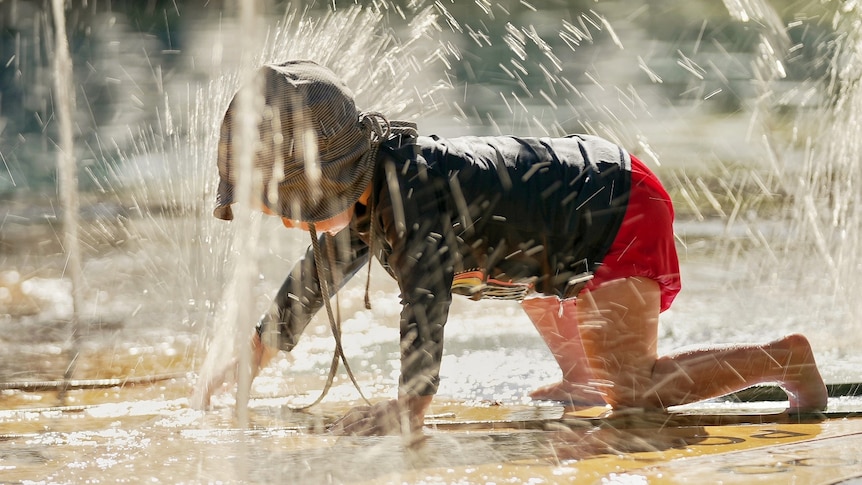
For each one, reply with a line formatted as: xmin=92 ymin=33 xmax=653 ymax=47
xmin=2 ymin=376 xmax=861 ymax=484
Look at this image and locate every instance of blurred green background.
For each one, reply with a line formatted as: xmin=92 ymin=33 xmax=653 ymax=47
xmin=0 ymin=0 xmax=842 ymax=197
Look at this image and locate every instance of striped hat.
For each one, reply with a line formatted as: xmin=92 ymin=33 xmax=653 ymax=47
xmin=213 ymin=60 xmax=374 ymax=222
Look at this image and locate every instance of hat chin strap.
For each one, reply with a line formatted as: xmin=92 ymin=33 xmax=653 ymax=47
xmin=289 ymin=223 xmax=371 ymax=411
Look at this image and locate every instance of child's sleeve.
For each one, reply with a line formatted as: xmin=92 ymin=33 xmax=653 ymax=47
xmin=256 ymin=229 xmax=370 ymax=351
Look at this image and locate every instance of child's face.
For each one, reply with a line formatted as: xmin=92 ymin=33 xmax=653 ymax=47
xmin=262 ymin=204 xmax=355 ymax=236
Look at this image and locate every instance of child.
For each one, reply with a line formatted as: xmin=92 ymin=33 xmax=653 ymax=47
xmin=200 ymin=60 xmax=828 ymax=436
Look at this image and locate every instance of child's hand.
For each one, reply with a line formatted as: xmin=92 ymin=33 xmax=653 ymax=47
xmin=190 ymin=357 xmax=237 ymax=410
xmin=328 ymin=395 xmax=433 ymax=436
xmin=328 ymin=399 xmax=406 ymax=436
xmin=189 ymin=333 xmax=276 ymax=410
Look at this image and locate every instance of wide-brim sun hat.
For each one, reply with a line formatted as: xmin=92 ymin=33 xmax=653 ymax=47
xmin=213 ymin=60 xmax=375 ymax=222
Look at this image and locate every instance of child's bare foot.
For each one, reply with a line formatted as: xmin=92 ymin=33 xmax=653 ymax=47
xmin=781 ymin=333 xmax=828 ymax=413
xmin=784 ymin=379 xmax=828 ymax=414
xmin=529 ymin=380 xmax=607 ymax=406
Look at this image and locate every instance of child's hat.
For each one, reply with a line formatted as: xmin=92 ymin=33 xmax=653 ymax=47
xmin=213 ymin=60 xmax=375 ymax=222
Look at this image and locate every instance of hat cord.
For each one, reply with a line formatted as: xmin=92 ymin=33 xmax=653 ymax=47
xmin=359 ymin=111 xmax=392 ymax=141
xmin=291 ymin=223 xmax=371 ymax=411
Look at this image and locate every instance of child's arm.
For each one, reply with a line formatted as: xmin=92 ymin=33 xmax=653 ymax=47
xmin=193 ymin=229 xmax=369 ymax=408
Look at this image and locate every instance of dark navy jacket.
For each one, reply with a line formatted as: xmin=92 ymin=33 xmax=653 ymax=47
xmin=258 ymin=134 xmax=632 ymax=397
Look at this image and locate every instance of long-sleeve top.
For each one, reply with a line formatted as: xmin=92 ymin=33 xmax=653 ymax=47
xmin=257 ymin=134 xmax=632 ymax=397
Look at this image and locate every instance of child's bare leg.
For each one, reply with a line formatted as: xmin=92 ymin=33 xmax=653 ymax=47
xmin=522 ymin=296 xmax=605 ymax=405
xmin=650 ymin=334 xmax=828 ymax=411
xmin=576 ymin=276 xmax=827 ymax=412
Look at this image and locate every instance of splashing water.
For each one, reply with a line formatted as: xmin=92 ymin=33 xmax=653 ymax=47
xmin=783 ymin=4 xmax=862 ymax=336
xmin=4 ymin=0 xmax=858 ymax=399
xmin=146 ymin=1 xmax=460 ymax=408
xmin=4 ymin=1 xmax=862 ymax=482
xmin=50 ymin=0 xmax=84 ymax=391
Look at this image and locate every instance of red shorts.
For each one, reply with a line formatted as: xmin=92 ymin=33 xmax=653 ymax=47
xmin=585 ymin=155 xmax=681 ymax=312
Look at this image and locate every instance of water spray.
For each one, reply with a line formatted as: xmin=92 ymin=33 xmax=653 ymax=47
xmin=50 ymin=0 xmax=85 ymax=403
xmin=786 ymin=4 xmax=862 ymax=323
xmin=190 ymin=2 xmax=453 ymax=417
